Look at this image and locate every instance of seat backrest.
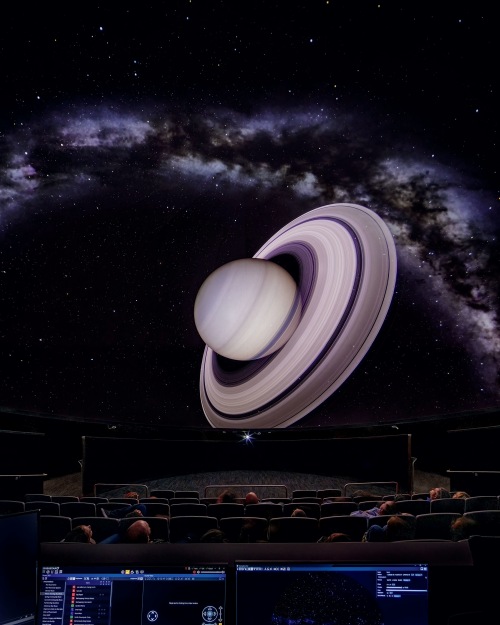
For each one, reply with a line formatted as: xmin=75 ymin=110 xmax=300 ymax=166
xmin=207 ymin=503 xmax=245 ymax=520
xmin=39 ymin=515 xmax=72 ymax=542
xmin=174 ymin=490 xmax=199 ymax=500
xmin=244 ymin=502 xmax=284 ymax=519
xmin=80 ymin=496 xmax=109 ymax=504
xmin=367 ymin=514 xmax=393 ymax=528
xmin=168 ymin=515 xmax=218 ymax=543
xmin=169 ymin=503 xmax=207 ymax=517
xmin=292 ymin=497 xmax=322 ymax=504
xmin=430 ymin=498 xmax=465 ymax=514
xmin=320 ymin=501 xmax=358 ymax=516
xmin=99 ymin=502 xmax=131 ymax=514
xmin=51 ymin=496 xmax=80 ymax=504
xmin=357 ymin=500 xmax=384 ymax=511
xmin=25 ymin=501 xmax=60 ymax=515
xmin=150 ymin=489 xmax=175 ymax=499
xmin=411 ymin=492 xmax=429 ymax=500
xmin=283 ymin=502 xmax=321 ymax=519
xmin=268 ymin=517 xmax=319 ymax=543
xmin=168 ymin=497 xmax=200 ymax=505
xmin=415 ymin=512 xmax=462 ymax=540
xmin=0 ymin=499 xmax=26 ymax=515
xmin=219 ymin=516 xmax=269 ymax=542
xmin=59 ymin=501 xmax=97 ymax=518
xmin=71 ymin=516 xmax=120 ymax=542
xmin=464 ymin=496 xmax=498 ymax=512
xmin=463 ymin=510 xmax=500 ymax=536
xmin=141 ymin=502 xmax=170 ymax=517
xmin=318 ymin=515 xmax=368 ymax=541
xmin=140 ymin=497 xmax=169 ymax=504
xmin=394 ymin=499 xmax=430 ymax=515
xmin=25 ymin=493 xmax=52 ymax=502
xmin=316 ymin=488 xmax=342 ymax=499
xmin=291 ymin=490 xmax=316 ymax=498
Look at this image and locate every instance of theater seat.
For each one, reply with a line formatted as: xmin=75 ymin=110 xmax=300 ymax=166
xmin=25 ymin=501 xmax=60 ymax=515
xmin=169 ymin=503 xmax=207 ymax=517
xmin=463 ymin=510 xmax=500 ymax=536
xmin=219 ymin=516 xmax=269 ymax=542
xmin=415 ymin=513 xmax=462 ymax=540
xmin=207 ymin=503 xmax=245 ymax=520
xmin=0 ymin=500 xmax=25 ymax=515
xmin=59 ymin=502 xmax=97 ymax=518
xmin=318 ymin=515 xmax=368 ymax=541
xmin=39 ymin=515 xmax=72 ymax=542
xmin=169 ymin=515 xmax=218 ymax=543
xmin=118 ymin=516 xmax=170 ymax=542
xmin=464 ymin=496 xmax=498 ymax=512
xmin=268 ymin=517 xmax=319 ymax=542
xmin=244 ymin=502 xmax=284 ymax=519
xmin=72 ymin=516 xmax=119 ymax=542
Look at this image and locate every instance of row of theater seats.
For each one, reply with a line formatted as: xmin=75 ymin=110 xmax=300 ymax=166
xmin=34 ymin=509 xmax=500 ymax=543
xmin=2 ymin=494 xmax=500 ymax=518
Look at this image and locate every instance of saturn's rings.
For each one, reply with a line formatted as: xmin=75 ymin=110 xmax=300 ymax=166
xmin=200 ymin=203 xmax=398 ymax=428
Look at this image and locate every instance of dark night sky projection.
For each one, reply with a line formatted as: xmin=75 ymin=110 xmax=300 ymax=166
xmin=271 ymin=572 xmax=383 ymax=624
xmin=0 ymin=3 xmax=498 ymax=430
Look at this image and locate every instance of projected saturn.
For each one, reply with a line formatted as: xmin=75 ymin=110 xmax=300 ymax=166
xmin=194 ymin=203 xmax=397 ymax=428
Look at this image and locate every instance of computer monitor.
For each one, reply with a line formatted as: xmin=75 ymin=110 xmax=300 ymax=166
xmin=0 ymin=509 xmax=39 ymax=625
xmin=36 ymin=563 xmax=227 ymax=625
xmin=235 ymin=561 xmax=429 ymax=625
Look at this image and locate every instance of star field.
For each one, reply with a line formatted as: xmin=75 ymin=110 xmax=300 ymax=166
xmin=0 ymin=2 xmax=498 ymax=430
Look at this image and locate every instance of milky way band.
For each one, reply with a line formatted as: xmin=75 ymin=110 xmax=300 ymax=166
xmin=200 ymin=203 xmax=397 ymax=428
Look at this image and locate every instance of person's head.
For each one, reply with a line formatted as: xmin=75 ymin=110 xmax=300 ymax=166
xmin=62 ymin=524 xmax=96 ymax=544
xmin=450 ymin=516 xmax=478 ymax=541
xmin=217 ymin=489 xmax=237 ymax=503
xmin=200 ymin=528 xmax=228 ymax=543
xmin=239 ymin=518 xmax=268 ymax=543
xmin=245 ymin=491 xmax=259 ymax=505
xmin=385 ymin=514 xmax=416 ymax=541
xmin=429 ymin=487 xmax=451 ymax=500
xmin=379 ymin=500 xmax=398 ymax=515
xmin=291 ymin=507 xmax=306 ymax=517
xmin=124 ymin=491 xmax=139 ymax=499
xmin=452 ymin=491 xmax=470 ymax=499
xmin=125 ymin=520 xmax=151 ymax=543
xmin=319 ymin=532 xmax=352 ymax=543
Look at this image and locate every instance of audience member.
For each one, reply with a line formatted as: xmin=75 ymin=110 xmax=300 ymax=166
xmin=216 ymin=489 xmax=238 ymax=503
xmin=291 ymin=507 xmax=307 ymax=517
xmin=428 ymin=487 xmax=451 ymax=501
xmin=61 ymin=524 xmax=96 ymax=543
xmin=318 ymin=532 xmax=352 ymax=543
xmin=238 ymin=518 xmax=269 ymax=543
xmin=350 ymin=500 xmax=398 ymax=518
xmin=124 ymin=491 xmax=140 ymax=499
xmin=363 ymin=513 xmax=416 ymax=542
xmin=99 ymin=519 xmax=152 ymax=544
xmin=245 ymin=491 xmax=260 ymax=505
xmin=101 ymin=502 xmax=147 ymax=519
xmin=450 ymin=516 xmax=478 ymax=541
xmin=124 ymin=519 xmax=152 ymax=543
xmin=200 ymin=528 xmax=228 ymax=543
xmin=452 ymin=491 xmax=470 ymax=499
